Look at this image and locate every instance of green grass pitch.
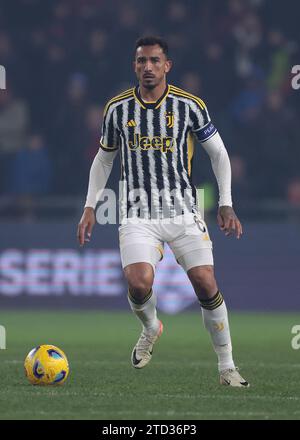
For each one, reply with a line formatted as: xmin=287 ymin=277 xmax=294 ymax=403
xmin=1 ymin=310 xmax=300 ymax=420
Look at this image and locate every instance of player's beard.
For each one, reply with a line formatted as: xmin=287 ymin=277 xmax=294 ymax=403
xmin=142 ymin=76 xmax=164 ymax=90
xmin=141 ymin=77 xmax=157 ymax=89
xmin=143 ymin=82 xmax=156 ymax=90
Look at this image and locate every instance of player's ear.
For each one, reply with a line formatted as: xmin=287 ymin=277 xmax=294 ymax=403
xmin=165 ymin=59 xmax=172 ymax=74
xmin=133 ymin=60 xmax=137 ymax=73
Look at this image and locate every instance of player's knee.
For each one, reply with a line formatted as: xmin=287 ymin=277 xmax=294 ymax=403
xmin=128 ymin=280 xmax=153 ymax=300
xmin=189 ymin=266 xmax=217 ymax=296
xmin=125 ymin=268 xmax=153 ymax=299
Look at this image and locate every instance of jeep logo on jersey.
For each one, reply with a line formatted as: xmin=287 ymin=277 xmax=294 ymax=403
xmin=128 ymin=132 xmax=176 ymax=153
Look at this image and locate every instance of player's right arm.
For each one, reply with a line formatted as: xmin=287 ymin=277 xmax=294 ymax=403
xmin=77 ymin=104 xmax=119 ymax=246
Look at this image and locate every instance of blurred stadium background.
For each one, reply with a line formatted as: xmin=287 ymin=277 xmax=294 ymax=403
xmin=0 ymin=0 xmax=299 ymax=311
xmin=0 ymin=0 xmax=300 ymax=420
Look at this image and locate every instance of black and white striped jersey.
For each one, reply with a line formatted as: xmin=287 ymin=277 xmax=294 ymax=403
xmin=100 ymin=84 xmax=217 ymax=219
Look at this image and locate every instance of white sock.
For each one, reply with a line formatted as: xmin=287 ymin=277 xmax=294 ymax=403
xmin=128 ymin=289 xmax=160 ymax=336
xmin=200 ymin=291 xmax=235 ymax=372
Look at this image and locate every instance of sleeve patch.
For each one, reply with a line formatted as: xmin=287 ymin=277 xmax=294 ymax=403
xmin=193 ymin=121 xmax=217 ymax=142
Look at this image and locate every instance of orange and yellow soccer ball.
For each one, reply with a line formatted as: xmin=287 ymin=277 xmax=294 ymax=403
xmin=24 ymin=345 xmax=69 ymax=385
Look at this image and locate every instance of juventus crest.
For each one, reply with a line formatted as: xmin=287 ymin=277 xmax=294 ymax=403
xmin=165 ymin=111 xmax=174 ymax=128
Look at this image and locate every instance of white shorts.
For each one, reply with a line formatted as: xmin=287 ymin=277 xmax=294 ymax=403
xmin=119 ymin=212 xmax=213 ymax=273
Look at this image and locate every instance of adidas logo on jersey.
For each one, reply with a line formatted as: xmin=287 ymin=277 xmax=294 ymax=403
xmin=126 ymin=119 xmax=136 ymax=127
xmin=128 ymin=132 xmax=176 ymax=153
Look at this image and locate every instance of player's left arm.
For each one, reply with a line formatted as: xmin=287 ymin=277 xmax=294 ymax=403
xmin=190 ymin=102 xmax=242 ymax=239
xmin=201 ymin=132 xmax=242 ymax=239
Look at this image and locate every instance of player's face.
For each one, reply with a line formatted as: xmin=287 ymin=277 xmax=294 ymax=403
xmin=134 ymin=45 xmax=172 ymax=89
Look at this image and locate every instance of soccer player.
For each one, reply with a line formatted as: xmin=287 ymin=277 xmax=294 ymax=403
xmin=77 ymin=36 xmax=249 ymax=387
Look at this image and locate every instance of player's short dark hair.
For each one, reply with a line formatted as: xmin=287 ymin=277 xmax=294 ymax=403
xmin=135 ymin=36 xmax=169 ymax=58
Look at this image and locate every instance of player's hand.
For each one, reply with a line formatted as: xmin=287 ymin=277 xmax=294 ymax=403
xmin=77 ymin=207 xmax=96 ymax=246
xmin=217 ymin=206 xmax=243 ymax=239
